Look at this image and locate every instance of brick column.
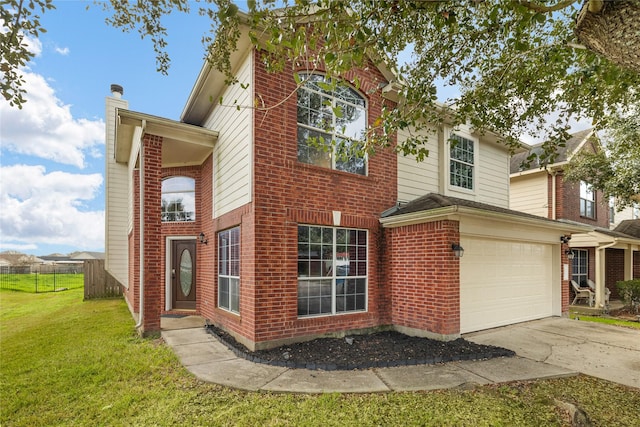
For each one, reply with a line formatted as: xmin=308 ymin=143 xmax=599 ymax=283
xmin=141 ymin=135 xmax=163 ymax=335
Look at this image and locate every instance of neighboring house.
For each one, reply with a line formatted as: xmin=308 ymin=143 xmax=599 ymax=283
xmin=106 ymin=17 xmax=585 ymax=349
xmin=510 ymin=129 xmax=640 ymax=307
xmin=610 ymin=202 xmax=640 ymax=230
xmin=70 ymin=251 xmax=105 ymax=261
xmin=0 ymin=251 xmax=44 ymax=267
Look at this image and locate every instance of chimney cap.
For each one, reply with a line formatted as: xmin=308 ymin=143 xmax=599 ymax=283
xmin=110 ymin=84 xmax=124 ymax=98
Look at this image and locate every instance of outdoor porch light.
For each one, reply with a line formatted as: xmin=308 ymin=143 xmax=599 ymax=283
xmin=565 ymin=249 xmax=575 ymax=260
xmin=452 ymin=243 xmax=464 ymax=258
xmin=560 ymin=235 xmax=571 ymax=244
xmin=198 ymin=232 xmax=208 ymax=245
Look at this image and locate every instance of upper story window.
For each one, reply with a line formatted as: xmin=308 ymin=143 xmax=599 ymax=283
xmin=449 ymin=134 xmax=475 ymax=190
xmin=161 ymin=177 xmax=195 ymax=222
xmin=296 ymin=74 xmax=367 ymax=175
xmin=579 ymin=181 xmax=595 ymax=219
xmin=633 ymin=203 xmax=640 ymax=219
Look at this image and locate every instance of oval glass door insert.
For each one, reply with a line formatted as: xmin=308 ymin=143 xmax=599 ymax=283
xmin=179 ymin=249 xmax=193 ymax=296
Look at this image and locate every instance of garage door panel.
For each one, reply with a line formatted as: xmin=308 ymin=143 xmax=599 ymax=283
xmin=460 ymin=236 xmax=553 ymax=333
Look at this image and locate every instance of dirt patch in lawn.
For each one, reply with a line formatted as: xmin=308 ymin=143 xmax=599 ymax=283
xmin=206 ymin=326 xmax=515 ymax=370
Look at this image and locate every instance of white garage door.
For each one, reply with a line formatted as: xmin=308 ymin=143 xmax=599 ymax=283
xmin=460 ymin=236 xmax=553 ymax=334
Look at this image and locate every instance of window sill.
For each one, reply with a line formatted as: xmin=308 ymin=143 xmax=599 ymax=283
xmin=293 ymin=160 xmax=371 ymax=181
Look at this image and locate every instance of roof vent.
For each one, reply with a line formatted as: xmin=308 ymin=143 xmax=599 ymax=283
xmin=110 ymin=84 xmax=124 ymax=98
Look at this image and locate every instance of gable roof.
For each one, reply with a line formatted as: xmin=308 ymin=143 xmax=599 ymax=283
xmin=510 ymin=128 xmax=594 ymax=174
xmin=181 ymin=11 xmax=397 ymax=126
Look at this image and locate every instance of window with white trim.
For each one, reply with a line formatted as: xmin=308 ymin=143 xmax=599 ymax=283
xmin=161 ymin=176 xmax=195 ymax=222
xmin=571 ymin=249 xmax=588 ymax=287
xmin=296 ymin=74 xmax=367 ymax=175
xmin=218 ymin=227 xmax=240 ymax=313
xmin=449 ymin=134 xmax=475 ymax=190
xmin=297 ymin=225 xmax=367 ymax=317
xmin=580 ymin=181 xmax=595 ymax=219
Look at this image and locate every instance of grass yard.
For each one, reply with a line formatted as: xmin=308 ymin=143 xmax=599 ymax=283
xmin=0 ymin=273 xmax=84 ymax=293
xmin=569 ymin=313 xmax=640 ymax=330
xmin=1 ymin=289 xmax=639 ymax=426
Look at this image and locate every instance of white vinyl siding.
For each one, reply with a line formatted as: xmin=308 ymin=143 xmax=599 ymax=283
xmin=509 ymin=173 xmax=549 ymax=217
xmin=397 ymin=127 xmax=440 ymax=202
xmin=397 ymin=124 xmax=511 ymax=209
xmin=205 ymin=53 xmax=253 ymax=218
xmin=476 ymin=142 xmax=510 ymax=208
xmin=105 ymin=96 xmax=130 ymax=288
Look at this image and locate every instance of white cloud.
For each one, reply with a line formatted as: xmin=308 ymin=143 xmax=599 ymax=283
xmin=0 ymin=165 xmax=104 ymax=250
xmin=0 ymin=71 xmax=104 ymax=168
xmin=55 ymin=46 xmax=70 ymax=55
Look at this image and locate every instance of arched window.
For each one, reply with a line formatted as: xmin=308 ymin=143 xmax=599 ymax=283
xmin=296 ymin=74 xmax=367 ymax=175
xmin=161 ymin=177 xmax=195 ymax=222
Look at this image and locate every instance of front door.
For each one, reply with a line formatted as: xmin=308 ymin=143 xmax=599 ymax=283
xmin=171 ymin=240 xmax=196 ymax=310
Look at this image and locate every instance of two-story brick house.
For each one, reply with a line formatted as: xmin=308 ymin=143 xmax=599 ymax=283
xmin=510 ymin=129 xmax=640 ymax=307
xmin=106 ymin=18 xmax=588 ymax=350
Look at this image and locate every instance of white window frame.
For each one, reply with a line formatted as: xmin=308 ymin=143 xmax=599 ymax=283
xmin=571 ymin=249 xmax=588 ymax=287
xmin=580 ymin=181 xmax=595 ymax=219
xmin=447 ymin=131 xmax=477 ymax=193
xmin=297 ymin=225 xmax=368 ymax=317
xmin=296 ymin=73 xmax=368 ymax=176
xmin=218 ymin=227 xmax=240 ymax=314
xmin=161 ymin=176 xmax=196 ymax=222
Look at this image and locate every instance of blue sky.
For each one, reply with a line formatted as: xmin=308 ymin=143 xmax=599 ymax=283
xmin=0 ymin=1 xmax=214 ymax=256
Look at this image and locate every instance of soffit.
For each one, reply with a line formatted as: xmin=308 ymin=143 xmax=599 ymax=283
xmin=115 ymin=109 xmax=218 ymax=167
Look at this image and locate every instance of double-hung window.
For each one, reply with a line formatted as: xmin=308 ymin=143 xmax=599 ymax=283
xmin=571 ymin=249 xmax=588 ymax=287
xmin=218 ymin=227 xmax=240 ymax=313
xmin=580 ymin=181 xmax=595 ymax=219
xmin=161 ymin=177 xmax=195 ymax=222
xmin=297 ymin=225 xmax=367 ymax=317
xmin=297 ymin=74 xmax=367 ymax=175
xmin=449 ymin=134 xmax=475 ymax=190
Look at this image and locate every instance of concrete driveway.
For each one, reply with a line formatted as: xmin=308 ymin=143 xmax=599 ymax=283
xmin=465 ymin=317 xmax=640 ymax=389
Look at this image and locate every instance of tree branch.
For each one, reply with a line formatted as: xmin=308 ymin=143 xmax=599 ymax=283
xmin=517 ymin=0 xmax=579 ymax=13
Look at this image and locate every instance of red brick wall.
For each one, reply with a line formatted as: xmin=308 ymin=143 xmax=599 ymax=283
xmin=140 ymin=135 xmax=163 ymax=334
xmin=228 ymin=52 xmax=398 ymax=348
xmin=606 ymin=248 xmax=626 ymax=300
xmin=385 ymin=220 xmax=461 ymax=336
xmin=559 ymin=177 xmax=610 ymax=228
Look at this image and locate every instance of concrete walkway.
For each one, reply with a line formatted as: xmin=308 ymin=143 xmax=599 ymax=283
xmin=160 ymin=315 xmax=640 ymax=393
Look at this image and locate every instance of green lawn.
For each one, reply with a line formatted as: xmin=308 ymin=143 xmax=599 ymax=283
xmin=0 ymin=273 xmax=84 ymax=293
xmin=569 ymin=313 xmax=640 ymax=329
xmin=1 ymin=289 xmax=639 ymax=426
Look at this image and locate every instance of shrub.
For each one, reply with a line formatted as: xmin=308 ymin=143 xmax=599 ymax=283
xmin=616 ymin=279 xmax=640 ymax=313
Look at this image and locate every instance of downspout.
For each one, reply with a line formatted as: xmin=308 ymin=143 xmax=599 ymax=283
xmin=550 ymin=170 xmax=557 ymax=220
xmin=135 ymin=120 xmax=147 ymax=331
